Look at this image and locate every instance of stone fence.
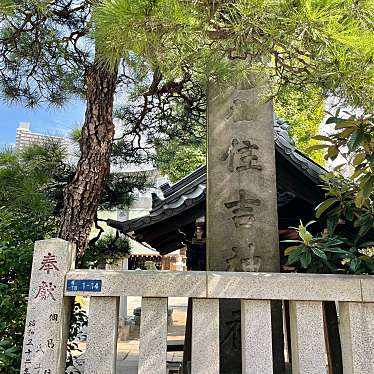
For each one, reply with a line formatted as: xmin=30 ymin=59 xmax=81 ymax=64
xmin=21 ymin=239 xmax=374 ymax=373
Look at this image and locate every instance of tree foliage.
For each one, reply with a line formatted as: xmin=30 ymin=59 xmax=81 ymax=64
xmin=0 ymin=144 xmax=60 ymax=372
xmin=155 ymin=138 xmax=205 ymax=183
xmin=5 ymin=0 xmax=371 ymax=255
xmin=0 ymin=142 xmax=145 ymax=372
xmin=83 ymin=232 xmax=131 ymax=269
xmin=93 ymin=0 xmax=374 ymax=176
xmin=284 ymin=220 xmax=374 ymax=274
xmin=274 ymin=86 xmax=325 ymax=164
xmin=311 ymin=114 xmax=374 ymax=207
xmin=286 ymin=114 xmax=374 ymax=275
xmin=95 ymin=0 xmax=374 ymax=111
xmin=0 ymin=0 xmax=91 ymax=107
xmin=0 ymin=141 xmax=70 ymax=214
xmin=110 ymin=61 xmax=207 ymax=179
xmin=0 ymin=0 xmax=212 ymax=254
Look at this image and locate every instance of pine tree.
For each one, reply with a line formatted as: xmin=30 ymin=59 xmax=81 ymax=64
xmin=0 ymin=1 xmax=206 ymax=254
xmin=94 ymin=0 xmax=374 ymax=110
xmin=1 ymin=0 xmax=373 ymax=255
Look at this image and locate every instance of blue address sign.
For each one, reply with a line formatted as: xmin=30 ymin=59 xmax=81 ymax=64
xmin=66 ymin=279 xmax=102 ymax=292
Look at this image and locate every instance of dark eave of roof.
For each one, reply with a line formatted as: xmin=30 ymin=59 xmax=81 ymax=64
xmin=107 ymin=119 xmax=326 ymax=235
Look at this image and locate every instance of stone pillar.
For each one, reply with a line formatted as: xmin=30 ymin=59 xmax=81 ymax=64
xmin=85 ymin=297 xmax=119 ymax=374
xmin=20 ymin=239 xmax=75 ymax=374
xmin=191 ymin=299 xmax=220 ymax=374
xmin=339 ymin=302 xmax=374 ymax=373
xmin=207 ymin=78 xmax=280 ymax=373
xmin=138 ymin=298 xmax=168 ymax=374
xmin=241 ymin=299 xmax=273 ymax=374
xmin=106 ymin=257 xmax=128 ymax=341
xmin=105 ymin=257 xmax=128 ymax=320
xmin=119 ymin=257 xmax=128 ymax=320
xmin=289 ymin=301 xmax=326 ymax=374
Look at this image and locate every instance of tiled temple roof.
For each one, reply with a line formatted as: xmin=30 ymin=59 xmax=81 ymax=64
xmin=274 ymin=119 xmax=324 ymax=184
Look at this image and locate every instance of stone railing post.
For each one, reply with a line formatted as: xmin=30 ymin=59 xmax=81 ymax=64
xmin=339 ymin=301 xmax=374 ymax=373
xmin=106 ymin=257 xmax=128 ymax=334
xmin=20 ymin=239 xmax=75 ymax=374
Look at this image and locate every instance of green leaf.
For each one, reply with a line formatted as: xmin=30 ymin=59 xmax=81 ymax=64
xmin=347 ymin=129 xmax=365 ymax=152
xmin=284 ymin=246 xmax=300 ymax=255
xmin=349 ymin=257 xmax=361 ymax=272
xmin=335 ymin=121 xmax=358 ymax=129
xmin=352 ymin=153 xmax=366 ymax=166
xmin=323 ymin=247 xmax=352 ymax=255
xmin=326 ymin=117 xmax=344 ymax=125
xmin=327 ymin=146 xmax=339 ymax=160
xmin=306 ymin=144 xmax=330 ymax=152
xmin=345 ymin=207 xmax=354 ymax=221
xmin=287 ymin=247 xmax=304 ymax=265
xmin=305 ymin=220 xmax=316 ymax=228
xmin=327 ymin=215 xmax=339 ymax=235
xmin=298 ymin=222 xmax=313 ymax=243
xmin=354 ymin=212 xmax=370 ymax=227
xmin=315 ymin=198 xmax=338 ymax=218
xmin=338 ymin=127 xmax=356 ymax=139
xmin=354 ymin=191 xmax=365 ymax=208
xmin=300 ymin=250 xmax=312 ymax=269
xmin=357 ymin=220 xmax=374 ymax=239
xmin=312 ymin=135 xmax=332 ymax=142
xmin=361 ymin=176 xmax=374 ymax=199
xmin=310 ymin=247 xmax=328 ymax=260
xmin=352 ymin=166 xmax=367 ymax=179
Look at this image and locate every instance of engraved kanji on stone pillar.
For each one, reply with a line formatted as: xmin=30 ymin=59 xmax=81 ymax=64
xmin=20 ymin=239 xmax=75 ymax=374
xmin=226 ymin=243 xmax=262 ymax=272
xmin=207 ymin=79 xmax=279 ymax=273
xmin=224 ymin=189 xmax=261 ymax=229
xmin=221 ymin=139 xmax=262 ymax=173
xmin=207 ymin=77 xmax=280 ymax=373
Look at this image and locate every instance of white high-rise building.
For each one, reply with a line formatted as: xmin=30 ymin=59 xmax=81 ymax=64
xmin=15 ymin=122 xmax=66 ymax=151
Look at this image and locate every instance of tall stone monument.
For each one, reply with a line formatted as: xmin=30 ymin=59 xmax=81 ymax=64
xmin=207 ymin=77 xmax=281 ymax=373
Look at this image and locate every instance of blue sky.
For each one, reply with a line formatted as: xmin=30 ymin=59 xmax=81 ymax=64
xmin=0 ymin=99 xmax=85 ymax=147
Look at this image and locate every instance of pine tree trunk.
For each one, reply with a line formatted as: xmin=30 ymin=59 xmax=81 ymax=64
xmin=58 ymin=59 xmax=118 ymax=255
